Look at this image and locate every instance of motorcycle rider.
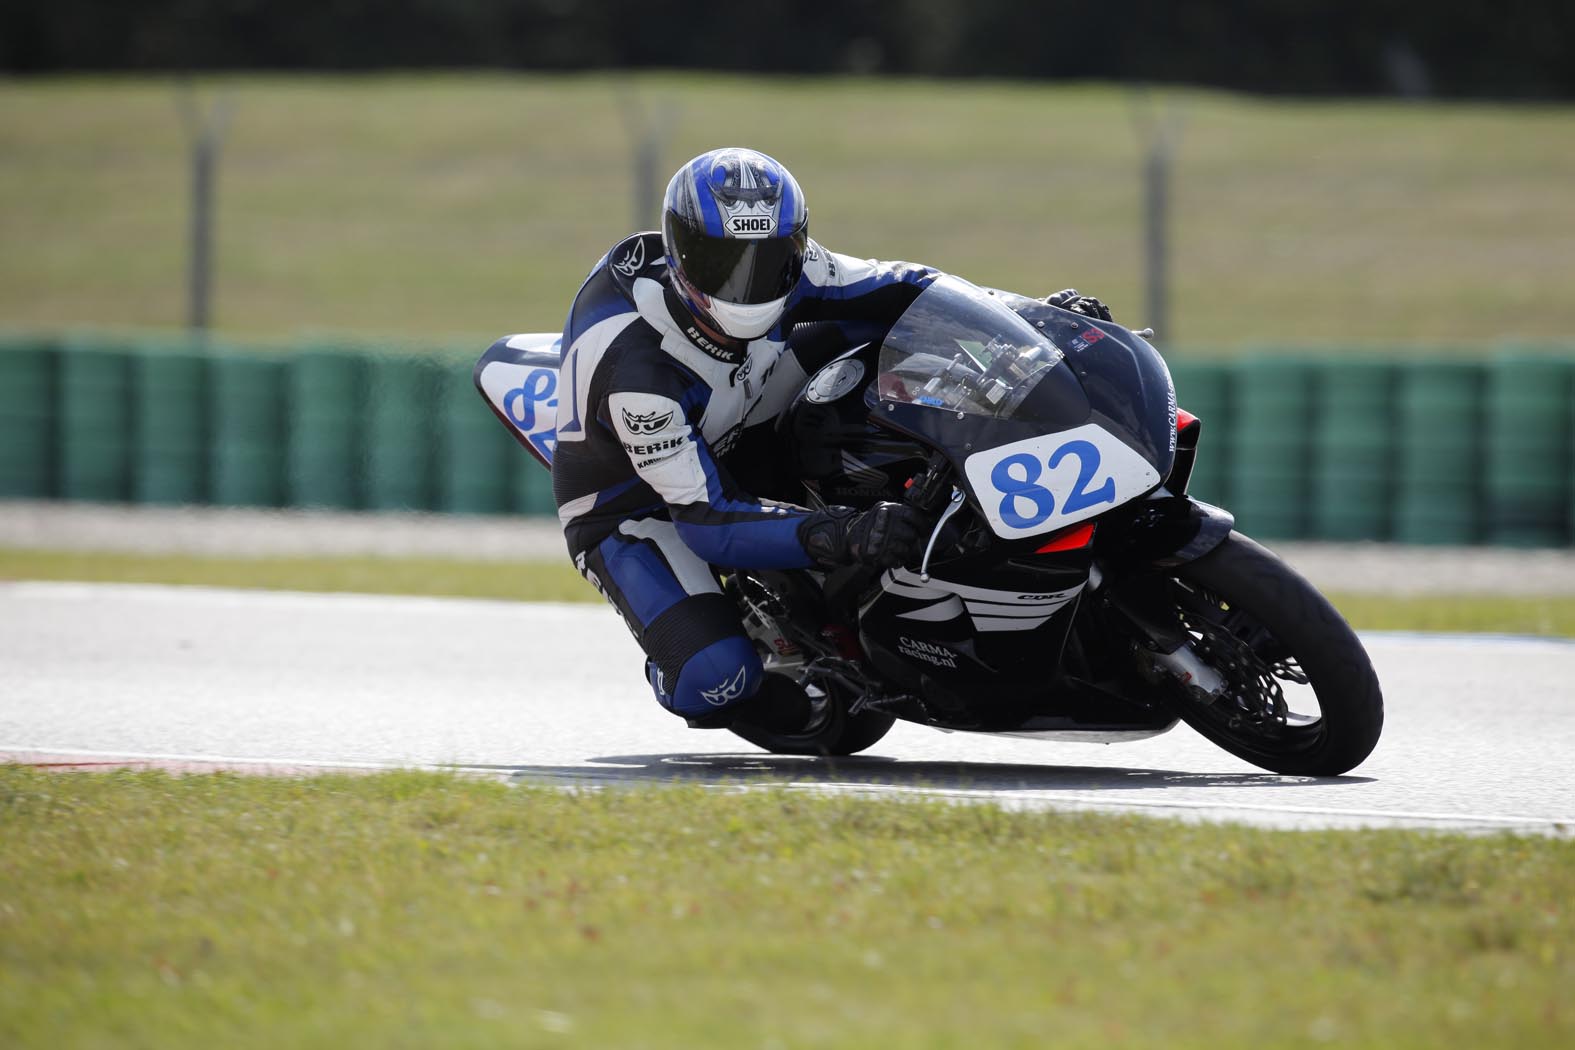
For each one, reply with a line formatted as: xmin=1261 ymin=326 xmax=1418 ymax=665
xmin=553 ymin=146 xmax=1111 ymax=733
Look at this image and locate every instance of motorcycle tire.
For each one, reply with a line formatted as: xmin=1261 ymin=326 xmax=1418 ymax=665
xmin=1167 ymin=531 xmax=1384 ymax=776
xmin=728 ymin=677 xmax=897 ymax=757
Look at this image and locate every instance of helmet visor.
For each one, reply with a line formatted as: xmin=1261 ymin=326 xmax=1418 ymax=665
xmin=666 ymin=218 xmax=807 ymax=305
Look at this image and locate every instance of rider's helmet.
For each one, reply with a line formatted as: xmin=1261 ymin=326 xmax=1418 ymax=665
xmin=661 ymin=147 xmax=809 ymax=341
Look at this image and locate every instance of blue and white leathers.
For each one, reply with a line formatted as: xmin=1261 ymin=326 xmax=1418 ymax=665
xmin=553 ymin=231 xmax=936 ymax=718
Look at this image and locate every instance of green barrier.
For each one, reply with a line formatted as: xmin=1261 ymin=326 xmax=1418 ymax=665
xmin=1484 ymin=355 xmax=1571 ymax=547
xmin=0 ymin=336 xmax=58 ymax=498
xmin=288 ymin=349 xmax=367 ymax=509
xmin=1167 ymin=360 xmax=1230 ymax=506
xmin=1394 ymin=360 xmax=1483 ymax=545
xmin=209 ymin=352 xmax=287 ymax=507
xmin=1311 ymin=359 xmax=1396 ymax=541
xmin=132 ymin=343 xmax=208 ymax=505
xmin=364 ymin=354 xmax=438 ymax=511
xmin=437 ymin=358 xmax=511 ymax=515
xmin=512 ymin=454 xmax=556 ymax=516
xmin=57 ymin=339 xmax=133 ymax=502
xmin=1227 ymin=356 xmax=1315 ymax=540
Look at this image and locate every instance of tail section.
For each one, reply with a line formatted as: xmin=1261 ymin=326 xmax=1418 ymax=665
xmin=473 ymin=333 xmax=563 ymax=471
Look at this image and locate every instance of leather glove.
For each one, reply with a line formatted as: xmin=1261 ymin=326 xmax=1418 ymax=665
xmin=1044 ymin=288 xmax=1114 ymax=322
xmin=801 ymin=502 xmax=928 ymax=570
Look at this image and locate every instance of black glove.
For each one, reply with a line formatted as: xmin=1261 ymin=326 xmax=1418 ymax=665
xmin=1044 ymin=288 xmax=1113 ymax=322
xmin=801 ymin=502 xmax=928 ymax=570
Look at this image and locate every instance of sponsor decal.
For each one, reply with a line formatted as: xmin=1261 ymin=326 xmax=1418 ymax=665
xmin=731 ymin=355 xmax=756 ymax=397
xmin=684 ymin=325 xmax=732 ymax=361
xmin=620 ymin=407 xmax=674 ymax=435
xmin=725 ymin=212 xmax=777 ymax=237
xmin=1067 ymin=327 xmax=1107 ymax=353
xmin=1166 ymin=383 xmax=1178 ymax=453
xmin=700 ymin=666 xmax=750 ymax=706
xmin=806 ymin=358 xmax=866 ymax=404
xmin=712 ymin=427 xmax=742 ymax=458
xmin=897 ymin=635 xmax=958 ymax=669
xmin=719 ymin=160 xmax=779 ymax=239
xmin=885 ymin=568 xmax=1085 ymax=633
xmin=621 ymin=435 xmax=687 ymax=458
xmin=611 ymin=238 xmax=646 ymax=277
xmin=631 ymin=440 xmax=689 ymax=469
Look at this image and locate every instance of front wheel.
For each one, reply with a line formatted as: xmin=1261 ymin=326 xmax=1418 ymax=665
xmin=1166 ymin=531 xmax=1383 ymax=776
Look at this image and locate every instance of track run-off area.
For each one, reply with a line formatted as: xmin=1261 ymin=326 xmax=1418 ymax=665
xmin=2 ymin=580 xmax=1572 ymax=836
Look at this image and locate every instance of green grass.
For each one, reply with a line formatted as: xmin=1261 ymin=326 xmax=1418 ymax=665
xmin=2 ymin=74 xmax=1573 ymax=350
xmin=5 ymin=545 xmax=1575 ymax=638
xmin=0 ymin=547 xmax=590 ymax=602
xmin=0 ymin=768 xmax=1569 ymax=1049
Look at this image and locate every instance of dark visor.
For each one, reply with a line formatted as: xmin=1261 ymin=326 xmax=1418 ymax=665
xmin=666 ymin=219 xmax=807 ymax=305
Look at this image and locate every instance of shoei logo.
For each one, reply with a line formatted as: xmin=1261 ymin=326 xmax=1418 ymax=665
xmin=726 ymin=211 xmax=776 ymax=238
xmin=620 ymin=407 xmax=673 ymax=435
xmin=611 ymin=238 xmax=646 ymax=277
xmin=700 ymin=666 xmax=750 ymax=706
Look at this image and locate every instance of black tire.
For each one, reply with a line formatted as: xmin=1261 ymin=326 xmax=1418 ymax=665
xmin=1167 ymin=531 xmax=1383 ymax=776
xmin=728 ymin=678 xmax=897 ymax=757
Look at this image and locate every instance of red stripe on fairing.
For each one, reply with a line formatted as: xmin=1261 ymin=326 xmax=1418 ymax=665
xmin=1035 ymin=522 xmax=1096 ymax=553
xmin=1177 ymin=409 xmax=1198 ymax=431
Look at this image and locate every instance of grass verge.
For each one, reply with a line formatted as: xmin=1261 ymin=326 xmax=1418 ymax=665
xmin=1 ymin=768 xmax=1570 ymax=1049
xmin=5 ymin=546 xmax=1575 ymax=638
xmin=2 ymin=74 xmax=1573 ymax=348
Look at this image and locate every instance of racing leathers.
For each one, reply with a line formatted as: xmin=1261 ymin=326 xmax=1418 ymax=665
xmin=552 ymin=231 xmax=937 ymax=720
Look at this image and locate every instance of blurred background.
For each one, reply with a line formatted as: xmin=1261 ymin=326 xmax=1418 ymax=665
xmin=2 ymin=0 xmax=1573 ymax=544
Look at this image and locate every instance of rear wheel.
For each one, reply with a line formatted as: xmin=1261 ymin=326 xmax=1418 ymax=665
xmin=728 ymin=674 xmax=896 ymax=757
xmin=1166 ymin=531 xmax=1383 ymax=776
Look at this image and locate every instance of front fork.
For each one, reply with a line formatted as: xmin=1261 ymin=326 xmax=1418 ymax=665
xmin=1089 ymin=489 xmax=1237 ymax=703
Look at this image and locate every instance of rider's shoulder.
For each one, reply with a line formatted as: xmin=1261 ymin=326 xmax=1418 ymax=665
xmin=566 ymin=232 xmax=665 ymax=343
xmin=600 ymin=231 xmax=666 ymax=290
xmin=800 ymin=238 xmax=839 ymax=284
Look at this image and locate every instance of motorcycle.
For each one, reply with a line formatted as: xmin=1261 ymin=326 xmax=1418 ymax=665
xmin=475 ymin=276 xmax=1383 ymax=776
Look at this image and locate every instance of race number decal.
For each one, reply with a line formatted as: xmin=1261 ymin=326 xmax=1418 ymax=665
xmin=479 ymin=359 xmax=560 ymax=465
xmin=962 ymin=424 xmax=1161 ymax=539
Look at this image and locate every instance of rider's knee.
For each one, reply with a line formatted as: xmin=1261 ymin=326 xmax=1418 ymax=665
xmin=655 ymin=635 xmax=762 ymax=719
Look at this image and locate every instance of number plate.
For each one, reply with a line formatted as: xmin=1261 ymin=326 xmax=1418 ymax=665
xmin=961 ymin=424 xmax=1161 ymax=539
xmin=478 ymin=360 xmax=559 ymax=465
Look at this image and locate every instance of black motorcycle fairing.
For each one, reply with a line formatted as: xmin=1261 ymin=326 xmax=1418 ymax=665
xmin=852 ymin=543 xmax=1100 ymax=731
xmin=869 ymin=289 xmax=1177 ymax=543
xmin=1092 ymin=492 xmax=1235 ymax=569
xmin=1017 ymin=300 xmax=1179 ymax=475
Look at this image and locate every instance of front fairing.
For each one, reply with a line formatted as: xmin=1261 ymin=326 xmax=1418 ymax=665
xmin=872 ymin=278 xmax=1176 ymax=543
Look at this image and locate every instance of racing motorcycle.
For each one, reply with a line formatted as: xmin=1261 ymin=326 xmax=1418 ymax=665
xmin=475 ymin=276 xmax=1383 ymax=776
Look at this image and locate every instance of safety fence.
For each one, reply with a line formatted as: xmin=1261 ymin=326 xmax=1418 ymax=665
xmin=0 ymin=334 xmax=551 ymax=518
xmin=2 ymin=334 xmax=1573 ymax=547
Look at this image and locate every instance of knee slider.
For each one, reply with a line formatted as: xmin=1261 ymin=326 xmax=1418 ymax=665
xmin=668 ymin=635 xmax=762 ymax=718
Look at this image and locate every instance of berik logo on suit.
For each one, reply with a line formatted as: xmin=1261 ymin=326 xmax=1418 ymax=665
xmin=620 ymin=407 xmax=673 ymax=435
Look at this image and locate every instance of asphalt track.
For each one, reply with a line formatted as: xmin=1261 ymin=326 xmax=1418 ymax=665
xmin=3 ymin=581 xmax=1572 ymax=836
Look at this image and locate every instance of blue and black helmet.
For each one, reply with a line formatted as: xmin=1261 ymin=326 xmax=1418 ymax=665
xmin=661 ymin=147 xmax=809 ymax=340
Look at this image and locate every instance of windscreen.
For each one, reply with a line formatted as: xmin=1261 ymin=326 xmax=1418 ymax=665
xmin=876 ymin=276 xmax=1066 ymax=421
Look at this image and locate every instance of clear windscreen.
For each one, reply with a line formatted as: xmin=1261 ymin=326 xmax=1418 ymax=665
xmin=876 ymin=276 xmax=1066 ymax=420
